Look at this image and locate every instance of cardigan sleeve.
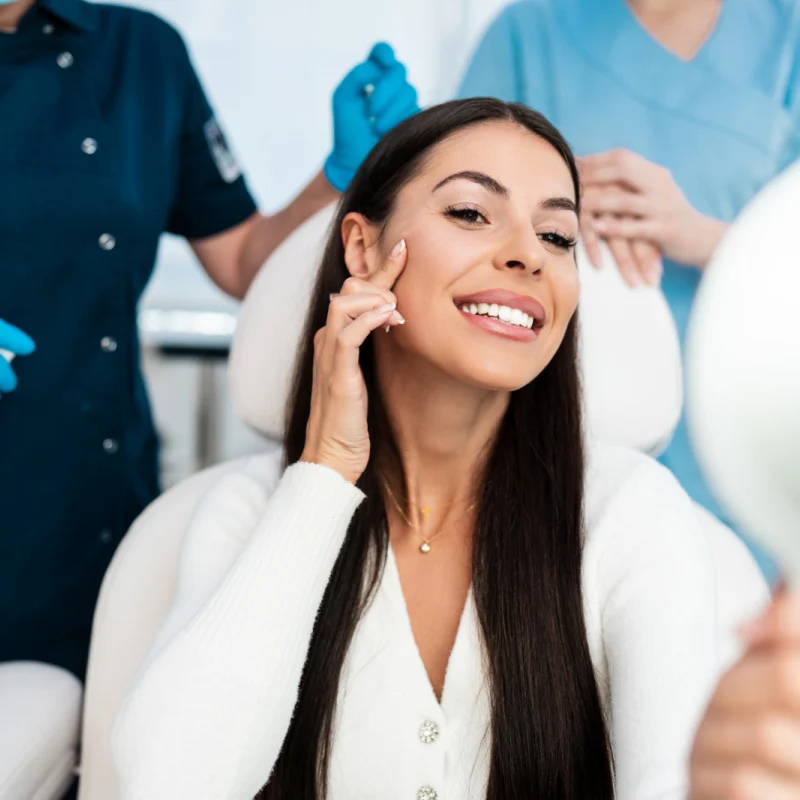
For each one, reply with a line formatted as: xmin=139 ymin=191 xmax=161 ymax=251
xmin=111 ymin=456 xmax=364 ymax=800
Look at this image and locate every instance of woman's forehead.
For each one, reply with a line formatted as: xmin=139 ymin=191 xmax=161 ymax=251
xmin=415 ymin=121 xmax=576 ymax=200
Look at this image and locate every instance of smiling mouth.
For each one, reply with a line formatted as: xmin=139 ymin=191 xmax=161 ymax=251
xmin=456 ymin=301 xmax=542 ymax=331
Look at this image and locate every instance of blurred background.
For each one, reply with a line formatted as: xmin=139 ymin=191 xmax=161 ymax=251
xmin=136 ymin=0 xmax=510 ymax=487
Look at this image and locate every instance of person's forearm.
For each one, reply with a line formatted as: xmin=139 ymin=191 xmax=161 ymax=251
xmin=112 ymin=462 xmax=364 ymax=800
xmin=239 ymin=169 xmax=338 ymax=292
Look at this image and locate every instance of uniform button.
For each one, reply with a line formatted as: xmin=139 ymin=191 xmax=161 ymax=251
xmin=103 ymin=438 xmax=119 ymax=454
xmin=418 ymin=720 xmax=439 ymax=744
xmin=56 ymin=51 xmax=73 ymax=68
xmin=99 ymin=529 xmax=113 ymax=544
xmin=43 ymin=23 xmax=55 ymax=34
xmin=101 ymin=336 xmax=118 ymax=353
xmin=82 ymin=137 xmax=98 ymax=155
xmin=417 ymin=788 xmax=437 ymax=800
xmin=99 ymin=233 xmax=116 ymax=250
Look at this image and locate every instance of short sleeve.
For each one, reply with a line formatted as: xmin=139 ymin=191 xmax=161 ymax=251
xmin=166 ymin=35 xmax=257 ymax=240
xmin=458 ymin=7 xmax=524 ymax=102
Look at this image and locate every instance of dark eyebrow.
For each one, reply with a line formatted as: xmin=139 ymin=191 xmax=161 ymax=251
xmin=539 ymin=196 xmax=578 ymax=216
xmin=433 ymin=171 xmax=578 ymax=216
xmin=432 ymin=171 xmax=508 ymax=197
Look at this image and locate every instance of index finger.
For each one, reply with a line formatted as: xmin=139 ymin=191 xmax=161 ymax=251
xmin=578 ymin=149 xmax=645 ymax=188
xmin=0 ymin=319 xmax=35 ymax=355
xmin=370 ymin=238 xmax=407 ymax=290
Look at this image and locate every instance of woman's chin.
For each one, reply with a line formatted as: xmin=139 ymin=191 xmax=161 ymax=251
xmin=447 ymin=359 xmax=543 ymax=393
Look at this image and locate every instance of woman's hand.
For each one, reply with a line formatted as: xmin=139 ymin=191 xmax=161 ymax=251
xmin=300 ymin=239 xmax=407 ymax=484
xmin=580 ymin=208 xmax=664 ymax=287
xmin=690 ymin=590 xmax=800 ymax=799
xmin=578 ymin=149 xmax=727 ymax=270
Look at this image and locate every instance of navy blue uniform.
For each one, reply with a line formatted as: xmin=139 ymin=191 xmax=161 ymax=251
xmin=0 ymin=0 xmax=257 ymax=677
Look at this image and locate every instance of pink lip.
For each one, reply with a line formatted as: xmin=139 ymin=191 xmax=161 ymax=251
xmin=452 ymin=289 xmax=547 ymax=325
xmin=459 ymin=311 xmax=539 ymax=342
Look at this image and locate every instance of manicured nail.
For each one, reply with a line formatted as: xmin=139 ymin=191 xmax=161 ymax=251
xmin=390 ymin=239 xmax=406 ymax=259
xmin=384 ymin=324 xmax=391 ymax=333
xmin=391 ymin=310 xmax=405 ymax=324
xmin=592 ymin=219 xmax=609 ymax=233
xmin=376 ymin=302 xmax=396 ymax=313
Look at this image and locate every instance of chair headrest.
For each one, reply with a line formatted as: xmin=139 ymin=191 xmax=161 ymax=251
xmin=230 ymin=204 xmax=682 ymax=455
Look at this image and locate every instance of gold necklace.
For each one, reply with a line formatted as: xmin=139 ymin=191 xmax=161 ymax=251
xmin=381 ymin=478 xmax=477 ymax=554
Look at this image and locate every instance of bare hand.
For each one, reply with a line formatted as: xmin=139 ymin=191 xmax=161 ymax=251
xmin=581 ymin=208 xmax=663 ymax=287
xmin=690 ymin=591 xmax=800 ymax=799
xmin=300 ymin=239 xmax=408 ymax=484
xmin=578 ymin=149 xmax=727 ymax=269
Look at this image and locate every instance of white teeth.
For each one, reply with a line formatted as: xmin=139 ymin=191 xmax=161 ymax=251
xmin=459 ymin=302 xmax=537 ymax=330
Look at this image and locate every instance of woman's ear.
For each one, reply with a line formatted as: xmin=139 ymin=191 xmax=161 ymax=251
xmin=342 ymin=213 xmax=382 ymax=279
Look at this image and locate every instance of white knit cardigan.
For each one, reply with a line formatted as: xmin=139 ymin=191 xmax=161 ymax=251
xmin=112 ymin=442 xmax=720 ymax=800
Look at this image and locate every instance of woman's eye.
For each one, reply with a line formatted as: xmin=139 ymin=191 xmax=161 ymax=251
xmin=539 ymin=231 xmax=577 ymax=251
xmin=446 ymin=206 xmax=487 ymax=225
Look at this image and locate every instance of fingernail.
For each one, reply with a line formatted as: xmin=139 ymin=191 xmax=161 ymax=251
xmin=391 ymin=310 xmax=405 ymax=324
xmin=592 ymin=220 xmax=609 ymax=233
xmin=377 ymin=302 xmax=396 ymax=313
xmin=390 ymin=239 xmax=406 ymax=259
xmin=384 ymin=324 xmax=391 ymax=333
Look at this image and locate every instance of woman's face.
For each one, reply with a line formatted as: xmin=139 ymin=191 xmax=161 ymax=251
xmin=360 ymin=120 xmax=581 ymax=392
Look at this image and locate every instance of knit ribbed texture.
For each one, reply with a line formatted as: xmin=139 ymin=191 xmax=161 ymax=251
xmin=112 ymin=461 xmax=364 ymax=800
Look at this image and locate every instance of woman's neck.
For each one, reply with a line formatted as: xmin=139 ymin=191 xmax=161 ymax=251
xmin=0 ymin=0 xmax=37 ymax=32
xmin=375 ymin=347 xmax=508 ymax=529
xmin=626 ymin=0 xmax=722 ymax=60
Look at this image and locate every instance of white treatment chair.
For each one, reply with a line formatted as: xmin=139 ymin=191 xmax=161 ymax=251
xmin=0 ymin=661 xmax=82 ymax=800
xmin=76 ymin=205 xmax=766 ymax=800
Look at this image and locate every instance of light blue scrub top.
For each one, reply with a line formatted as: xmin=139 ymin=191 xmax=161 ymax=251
xmin=459 ymin=0 xmax=800 ymax=577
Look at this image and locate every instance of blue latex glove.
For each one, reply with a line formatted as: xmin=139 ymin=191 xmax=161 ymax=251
xmin=325 ymin=42 xmax=420 ymax=192
xmin=0 ymin=319 xmax=35 ymax=394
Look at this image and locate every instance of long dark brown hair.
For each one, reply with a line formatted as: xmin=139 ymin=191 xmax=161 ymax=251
xmin=261 ymin=99 xmax=614 ymax=799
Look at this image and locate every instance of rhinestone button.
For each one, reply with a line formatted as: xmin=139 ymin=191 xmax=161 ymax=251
xmin=56 ymin=51 xmax=73 ymax=68
xmin=101 ymin=336 xmax=118 ymax=353
xmin=418 ymin=720 xmax=439 ymax=744
xmin=43 ymin=23 xmax=55 ymax=34
xmin=99 ymin=233 xmax=116 ymax=250
xmin=82 ymin=137 xmax=98 ymax=155
xmin=103 ymin=438 xmax=119 ymax=455
xmin=417 ymin=788 xmax=437 ymax=800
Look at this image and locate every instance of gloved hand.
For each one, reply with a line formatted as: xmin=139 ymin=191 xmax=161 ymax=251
xmin=0 ymin=319 xmax=35 ymax=395
xmin=324 ymin=42 xmax=419 ymax=192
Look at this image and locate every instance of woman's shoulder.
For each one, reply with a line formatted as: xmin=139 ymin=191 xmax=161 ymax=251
xmin=582 ymin=441 xmax=705 ymax=555
xmin=488 ymin=0 xmax=558 ymax=31
xmin=192 ymin=447 xmax=285 ymax=521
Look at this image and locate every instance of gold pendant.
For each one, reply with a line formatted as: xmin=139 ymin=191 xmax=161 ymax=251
xmin=419 ymin=541 xmax=432 ymax=554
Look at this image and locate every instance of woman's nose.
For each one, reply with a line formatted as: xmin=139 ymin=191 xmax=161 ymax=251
xmin=492 ymin=231 xmax=546 ymax=276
